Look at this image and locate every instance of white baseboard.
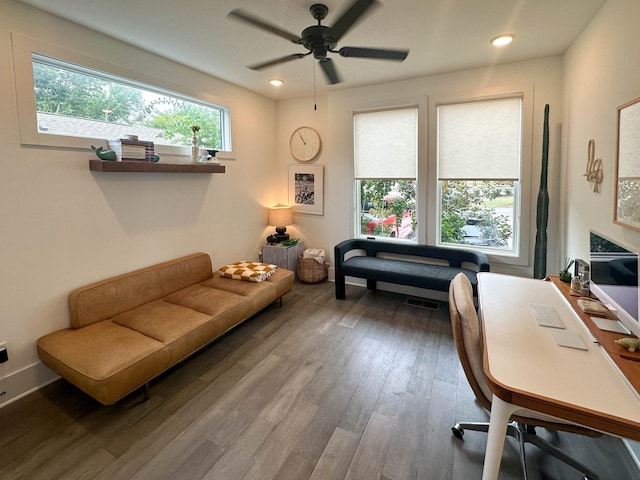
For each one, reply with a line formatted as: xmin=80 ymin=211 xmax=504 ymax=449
xmin=0 ymin=362 xmax=58 ymax=409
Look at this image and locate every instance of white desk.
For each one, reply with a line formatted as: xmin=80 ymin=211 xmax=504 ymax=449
xmin=477 ymin=272 xmax=640 ymax=480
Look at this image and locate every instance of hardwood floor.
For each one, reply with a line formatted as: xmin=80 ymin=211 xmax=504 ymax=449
xmin=1 ymin=281 xmax=638 ymax=480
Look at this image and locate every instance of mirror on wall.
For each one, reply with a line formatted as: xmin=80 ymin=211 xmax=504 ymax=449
xmin=615 ymin=97 xmax=640 ymax=231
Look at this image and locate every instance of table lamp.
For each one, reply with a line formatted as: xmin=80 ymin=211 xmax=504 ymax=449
xmin=267 ymin=205 xmax=293 ymax=243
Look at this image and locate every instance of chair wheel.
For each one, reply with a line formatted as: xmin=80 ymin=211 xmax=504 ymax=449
xmin=451 ymin=424 xmax=464 ymax=439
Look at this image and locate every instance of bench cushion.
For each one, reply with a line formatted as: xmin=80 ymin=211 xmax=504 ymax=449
xmin=341 ymin=256 xmax=479 ymax=292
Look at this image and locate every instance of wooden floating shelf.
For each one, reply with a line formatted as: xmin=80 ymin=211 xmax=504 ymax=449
xmin=89 ymin=159 xmax=225 ymax=174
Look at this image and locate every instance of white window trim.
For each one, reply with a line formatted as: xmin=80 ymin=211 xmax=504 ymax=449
xmin=427 ymin=86 xmax=534 ymax=266
xmin=10 ymin=32 xmax=232 ymax=156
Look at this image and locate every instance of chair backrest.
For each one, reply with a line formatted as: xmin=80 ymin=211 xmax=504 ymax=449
xmin=449 ymin=272 xmax=494 ymax=411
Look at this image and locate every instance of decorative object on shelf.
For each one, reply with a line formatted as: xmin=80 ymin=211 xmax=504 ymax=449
xmin=615 ymin=337 xmax=640 ymax=352
xmin=559 ymin=257 xmax=574 ymax=282
xmin=289 ymin=126 xmax=321 ymax=162
xmin=614 ymin=96 xmax=640 ymax=231
xmin=91 ymin=145 xmax=117 ymax=161
xmin=267 ymin=205 xmax=293 ymax=242
xmin=584 ymin=139 xmax=603 ymax=193
xmin=108 ymin=138 xmax=155 ymax=162
xmin=206 ymin=149 xmax=220 ymax=165
xmin=190 ymin=124 xmax=200 ymax=164
xmin=533 ymin=104 xmax=550 ymax=279
xmin=288 ymin=164 xmax=324 ymax=215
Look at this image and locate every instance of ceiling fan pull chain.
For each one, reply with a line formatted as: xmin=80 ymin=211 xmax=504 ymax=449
xmin=313 ymin=59 xmax=317 ymax=111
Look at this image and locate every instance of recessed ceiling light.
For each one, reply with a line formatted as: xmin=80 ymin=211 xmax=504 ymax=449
xmin=491 ymin=33 xmax=515 ymax=47
xmin=269 ymin=79 xmax=284 ymax=86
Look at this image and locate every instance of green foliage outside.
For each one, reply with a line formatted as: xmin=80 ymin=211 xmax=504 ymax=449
xmin=440 ymin=180 xmax=513 ymax=248
xmin=32 ymin=61 xmax=222 ymax=149
xmin=359 ymin=180 xmax=416 ymax=237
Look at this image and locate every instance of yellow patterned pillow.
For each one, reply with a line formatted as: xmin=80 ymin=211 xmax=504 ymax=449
xmin=218 ymin=261 xmax=277 ymax=282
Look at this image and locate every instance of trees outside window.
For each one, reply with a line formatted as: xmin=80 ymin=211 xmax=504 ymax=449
xmin=32 ymin=56 xmax=226 ymax=149
xmin=359 ymin=180 xmax=416 ymax=239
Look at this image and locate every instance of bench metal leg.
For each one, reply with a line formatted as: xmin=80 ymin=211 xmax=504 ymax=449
xmin=335 ymin=276 xmax=346 ymax=299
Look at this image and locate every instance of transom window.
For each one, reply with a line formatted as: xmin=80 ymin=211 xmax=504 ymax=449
xmin=32 ymin=55 xmax=228 ymax=151
xmin=11 ymin=33 xmax=231 ymax=154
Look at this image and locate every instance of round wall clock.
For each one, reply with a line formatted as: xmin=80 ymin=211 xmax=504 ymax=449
xmin=290 ymin=126 xmax=321 ymax=162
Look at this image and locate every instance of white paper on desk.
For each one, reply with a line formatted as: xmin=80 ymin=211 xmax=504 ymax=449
xmin=549 ymin=329 xmax=588 ymax=350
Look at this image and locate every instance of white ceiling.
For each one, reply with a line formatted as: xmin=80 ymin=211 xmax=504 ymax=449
xmin=17 ymin=0 xmax=605 ymax=100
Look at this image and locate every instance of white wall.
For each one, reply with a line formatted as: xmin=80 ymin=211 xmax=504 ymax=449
xmin=278 ymin=57 xmax=565 ymax=278
xmin=563 ymin=0 xmax=640 ymax=259
xmin=562 ymin=0 xmax=640 ymax=464
xmin=0 ymin=1 xmax=279 ymax=405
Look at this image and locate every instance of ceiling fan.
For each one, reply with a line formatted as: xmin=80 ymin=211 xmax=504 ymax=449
xmin=228 ymin=0 xmax=409 ymax=85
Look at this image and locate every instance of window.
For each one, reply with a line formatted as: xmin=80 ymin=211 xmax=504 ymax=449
xmin=353 ymin=106 xmax=418 ymax=240
xmin=11 ymin=33 xmax=231 ymax=154
xmin=435 ymin=95 xmax=528 ymax=259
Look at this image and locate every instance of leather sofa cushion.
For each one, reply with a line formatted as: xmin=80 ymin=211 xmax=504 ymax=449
xmin=37 ymin=321 xmax=171 ymax=405
xmin=112 ymin=300 xmax=212 ymax=344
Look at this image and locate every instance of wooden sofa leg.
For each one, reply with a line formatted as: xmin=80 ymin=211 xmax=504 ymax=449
xmin=144 ymin=382 xmax=150 ymax=402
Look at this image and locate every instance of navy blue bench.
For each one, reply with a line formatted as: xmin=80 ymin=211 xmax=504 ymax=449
xmin=334 ymin=239 xmax=490 ymax=299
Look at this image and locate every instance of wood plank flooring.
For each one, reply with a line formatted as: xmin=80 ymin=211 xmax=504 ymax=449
xmin=1 ymin=281 xmax=638 ymax=480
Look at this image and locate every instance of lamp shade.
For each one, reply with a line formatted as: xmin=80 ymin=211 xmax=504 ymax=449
xmin=268 ymin=205 xmax=293 ymax=227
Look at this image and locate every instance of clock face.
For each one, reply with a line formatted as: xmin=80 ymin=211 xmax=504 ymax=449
xmin=290 ymin=127 xmax=321 ymax=162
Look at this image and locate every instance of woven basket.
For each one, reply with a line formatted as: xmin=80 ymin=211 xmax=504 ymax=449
xmin=297 ymin=255 xmax=328 ymax=284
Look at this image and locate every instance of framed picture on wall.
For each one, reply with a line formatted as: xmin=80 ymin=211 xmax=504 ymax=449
xmin=614 ymin=96 xmax=640 ymax=231
xmin=288 ymin=164 xmax=323 ymax=215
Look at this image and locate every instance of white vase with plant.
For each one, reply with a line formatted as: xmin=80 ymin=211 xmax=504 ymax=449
xmin=190 ymin=124 xmax=200 ymax=164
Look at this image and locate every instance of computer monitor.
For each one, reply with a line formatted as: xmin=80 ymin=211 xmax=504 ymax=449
xmin=589 ymin=230 xmax=639 ymax=337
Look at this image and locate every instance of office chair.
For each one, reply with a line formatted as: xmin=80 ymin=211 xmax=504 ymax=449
xmin=448 ymin=273 xmax=600 ymax=480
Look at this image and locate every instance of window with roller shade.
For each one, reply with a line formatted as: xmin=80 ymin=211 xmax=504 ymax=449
xmin=354 ymin=106 xmax=417 ymax=240
xmin=437 ymin=96 xmax=523 ymax=253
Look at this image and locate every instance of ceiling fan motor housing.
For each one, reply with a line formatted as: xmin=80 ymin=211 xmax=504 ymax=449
xmin=301 ymin=25 xmax=336 ymax=60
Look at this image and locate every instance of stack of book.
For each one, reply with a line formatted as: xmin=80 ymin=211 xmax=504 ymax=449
xmin=108 ymin=138 xmax=155 ymax=162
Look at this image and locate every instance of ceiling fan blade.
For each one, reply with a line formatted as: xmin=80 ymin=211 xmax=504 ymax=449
xmin=329 ymin=0 xmax=380 ymax=42
xmin=228 ymin=9 xmax=302 ymax=44
xmin=319 ymin=58 xmax=342 ymax=85
xmin=338 ymin=46 xmax=409 ymax=61
xmin=248 ymin=53 xmax=309 ymax=71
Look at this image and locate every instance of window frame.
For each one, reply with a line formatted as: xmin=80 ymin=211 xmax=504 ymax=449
xmin=11 ymin=32 xmax=232 ymax=155
xmin=352 ymin=103 xmax=422 ymax=242
xmin=428 ymin=88 xmax=534 ymax=266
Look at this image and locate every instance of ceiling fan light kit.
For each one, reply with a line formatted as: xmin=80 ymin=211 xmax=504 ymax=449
xmin=228 ymin=0 xmax=410 ymax=85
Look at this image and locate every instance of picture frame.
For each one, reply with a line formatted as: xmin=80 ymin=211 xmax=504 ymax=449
xmin=288 ymin=164 xmax=323 ymax=215
xmin=614 ymin=96 xmax=640 ymax=231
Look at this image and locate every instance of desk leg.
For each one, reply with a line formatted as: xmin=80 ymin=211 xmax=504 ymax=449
xmin=482 ymin=395 xmax=518 ymax=480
